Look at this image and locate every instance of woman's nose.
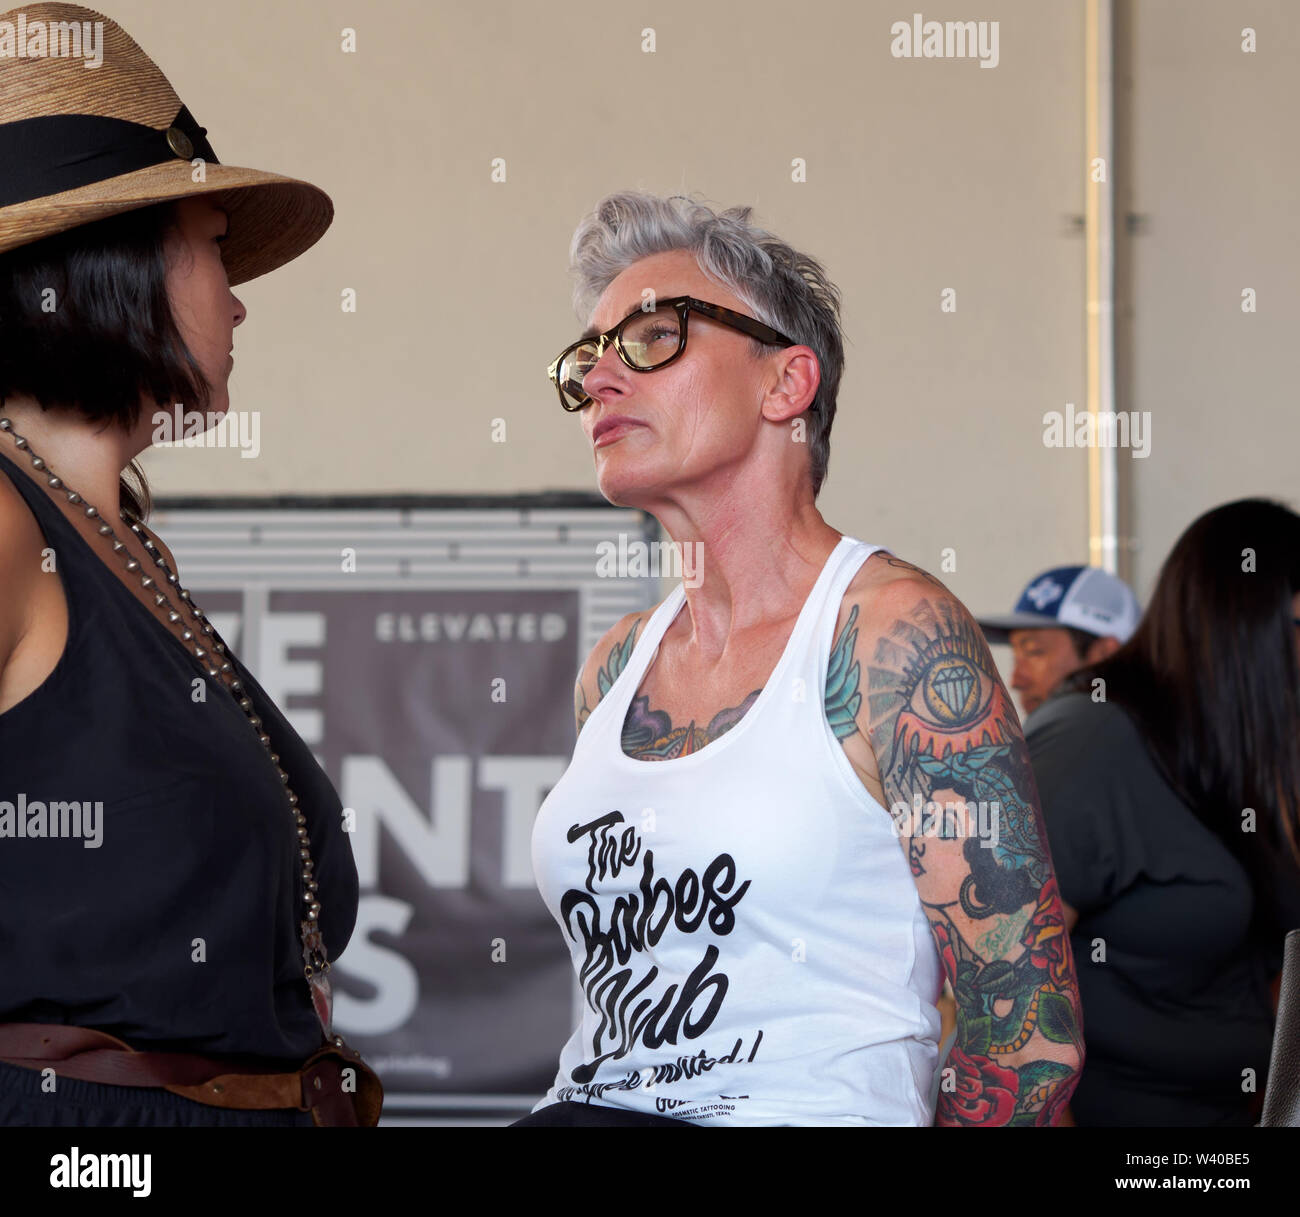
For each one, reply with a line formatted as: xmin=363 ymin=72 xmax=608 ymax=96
xmin=232 ymin=292 xmax=247 ymax=328
xmin=580 ymin=345 xmax=626 ymax=403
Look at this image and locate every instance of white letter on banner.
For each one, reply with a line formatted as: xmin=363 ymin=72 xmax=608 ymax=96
xmin=478 ymin=757 xmax=568 ymax=887
xmin=258 ymin=613 xmax=325 ymax=743
xmin=342 ymin=756 xmax=471 ymax=888
xmin=331 ymin=894 xmax=419 ymax=1035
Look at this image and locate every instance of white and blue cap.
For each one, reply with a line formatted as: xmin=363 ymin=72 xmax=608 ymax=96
xmin=977 ymin=566 xmax=1141 ymax=646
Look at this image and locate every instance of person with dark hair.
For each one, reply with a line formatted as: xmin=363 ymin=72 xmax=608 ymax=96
xmin=1025 ymin=498 xmax=1300 ymax=1126
xmin=975 ymin=566 xmax=1142 ymax=722
xmin=0 ymin=3 xmax=375 ymax=1125
xmin=519 ymin=191 xmax=1084 ymax=1126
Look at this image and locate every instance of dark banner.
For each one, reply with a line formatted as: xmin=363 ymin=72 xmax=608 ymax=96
xmin=155 ymin=498 xmax=659 ymax=1119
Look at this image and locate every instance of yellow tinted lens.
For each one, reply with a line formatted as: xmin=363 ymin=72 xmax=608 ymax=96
xmin=620 ymin=310 xmax=681 ymax=367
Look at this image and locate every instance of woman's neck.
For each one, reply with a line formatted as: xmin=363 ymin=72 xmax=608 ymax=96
xmin=645 ymin=476 xmax=842 ymax=663
xmin=0 ymin=394 xmax=138 ymax=516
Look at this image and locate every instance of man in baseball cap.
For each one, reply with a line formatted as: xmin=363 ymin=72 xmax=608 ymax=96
xmin=977 ymin=566 xmax=1141 ymax=723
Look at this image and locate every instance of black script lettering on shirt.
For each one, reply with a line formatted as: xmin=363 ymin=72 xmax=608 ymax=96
xmin=560 ymin=811 xmax=752 ymax=1082
xmin=568 ymin=810 xmax=641 ymax=893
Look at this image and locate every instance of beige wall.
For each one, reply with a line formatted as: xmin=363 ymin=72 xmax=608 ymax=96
xmin=96 ymin=0 xmax=1293 ymax=669
xmin=1118 ymin=0 xmax=1297 ymax=598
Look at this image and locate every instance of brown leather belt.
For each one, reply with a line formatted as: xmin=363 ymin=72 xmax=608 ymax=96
xmin=0 ymin=1022 xmax=380 ymax=1125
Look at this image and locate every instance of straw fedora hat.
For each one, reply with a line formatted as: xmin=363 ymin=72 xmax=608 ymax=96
xmin=0 ymin=2 xmax=332 ymax=285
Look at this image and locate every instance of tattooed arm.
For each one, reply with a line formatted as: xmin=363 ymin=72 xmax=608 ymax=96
xmin=843 ymin=559 xmax=1085 ymax=1126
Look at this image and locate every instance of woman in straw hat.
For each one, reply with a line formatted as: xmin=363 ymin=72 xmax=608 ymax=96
xmin=0 ymin=4 xmax=377 ymax=1125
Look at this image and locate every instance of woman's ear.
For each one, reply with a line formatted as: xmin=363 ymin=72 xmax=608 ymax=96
xmin=761 ymin=346 xmax=820 ymax=423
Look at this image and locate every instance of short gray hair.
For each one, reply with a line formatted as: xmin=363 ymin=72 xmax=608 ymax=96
xmin=568 ymin=191 xmax=845 ymax=498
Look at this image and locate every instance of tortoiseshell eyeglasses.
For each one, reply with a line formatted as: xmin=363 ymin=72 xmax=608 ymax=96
xmin=546 ymin=295 xmax=797 ymax=413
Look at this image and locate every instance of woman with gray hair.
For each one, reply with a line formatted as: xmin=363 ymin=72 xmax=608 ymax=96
xmin=517 ymin=191 xmax=1085 ymax=1126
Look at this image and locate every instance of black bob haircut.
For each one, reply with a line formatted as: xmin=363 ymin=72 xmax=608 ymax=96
xmin=0 ymin=199 xmax=215 ymax=520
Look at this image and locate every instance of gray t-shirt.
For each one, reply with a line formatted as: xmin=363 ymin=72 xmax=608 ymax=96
xmin=1025 ymin=691 xmax=1300 ymax=1126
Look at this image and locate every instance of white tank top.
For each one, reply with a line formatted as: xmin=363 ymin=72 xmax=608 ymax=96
xmin=529 ymin=536 xmax=944 ymax=1125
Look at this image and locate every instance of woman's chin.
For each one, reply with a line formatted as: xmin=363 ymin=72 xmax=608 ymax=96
xmin=597 ymin=468 xmax=657 ymax=509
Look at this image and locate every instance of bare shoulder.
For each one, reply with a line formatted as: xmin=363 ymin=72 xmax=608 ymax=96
xmin=832 ymin=549 xmax=966 ymax=660
xmin=0 ymin=468 xmax=45 ymax=558
xmin=0 ymin=473 xmax=47 ymax=665
xmin=574 ymin=605 xmax=655 ymax=736
xmin=838 ymin=549 xmax=1001 ymax=704
xmin=839 ymin=550 xmax=994 ymax=658
xmin=826 ymin=549 xmax=989 ymax=802
xmin=848 ymin=550 xmax=955 ymax=607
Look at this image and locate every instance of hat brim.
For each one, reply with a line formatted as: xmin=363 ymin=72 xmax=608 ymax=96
xmin=975 ymin=613 xmax=1071 ymax=645
xmin=0 ymin=159 xmax=333 ymax=286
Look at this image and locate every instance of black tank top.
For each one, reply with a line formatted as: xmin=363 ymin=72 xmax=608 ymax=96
xmin=0 ymin=447 xmax=358 ymax=1063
